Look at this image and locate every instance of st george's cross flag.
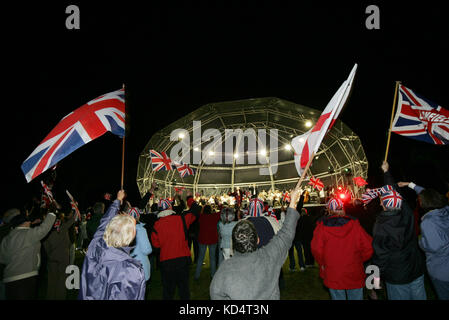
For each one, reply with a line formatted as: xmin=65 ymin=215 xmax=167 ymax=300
xmin=392 ymin=85 xmax=449 ymax=145
xmin=21 ymin=89 xmax=126 ymax=183
xmin=292 ymin=64 xmax=357 ymax=176
xmin=150 ymin=150 xmax=173 ymax=171
xmin=308 ymin=176 xmax=324 ymax=191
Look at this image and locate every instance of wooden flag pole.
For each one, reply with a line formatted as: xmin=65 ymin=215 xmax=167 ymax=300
xmin=384 ymin=81 xmax=401 ymax=162
xmin=295 ymin=151 xmax=315 ymax=191
xmin=121 ymin=83 xmax=126 ymax=190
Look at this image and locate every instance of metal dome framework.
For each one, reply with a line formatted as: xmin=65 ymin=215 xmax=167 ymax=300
xmin=137 ymin=97 xmax=368 ymax=198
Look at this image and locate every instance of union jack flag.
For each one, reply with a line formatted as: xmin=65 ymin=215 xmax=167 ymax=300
xmin=175 ymin=162 xmax=195 ymax=177
xmin=380 ymin=190 xmax=403 ymax=209
xmin=392 ymin=85 xmax=449 ymax=145
xmin=308 ymin=176 xmax=324 ymax=191
xmin=41 ymin=181 xmax=54 ymax=208
xmin=292 ymin=64 xmax=357 ymax=176
xmin=248 ymin=198 xmax=264 ymax=217
xmin=66 ymin=190 xmax=81 ymax=222
xmin=353 ymin=176 xmax=368 ymax=187
xmin=282 ymin=192 xmax=290 ymax=203
xmin=150 ymin=150 xmax=173 ymax=171
xmin=21 ymin=89 xmax=125 ymax=183
xmin=53 ymin=219 xmax=61 ymax=232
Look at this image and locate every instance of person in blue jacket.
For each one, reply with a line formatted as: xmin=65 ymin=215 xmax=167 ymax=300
xmin=78 ymin=190 xmax=146 ymax=300
xmin=127 ymin=207 xmax=152 ymax=283
xmin=398 ymin=181 xmax=449 ymax=300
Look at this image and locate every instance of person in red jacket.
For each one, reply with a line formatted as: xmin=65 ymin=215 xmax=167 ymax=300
xmin=151 ymin=195 xmax=200 ymax=300
xmin=311 ymin=197 xmax=373 ymax=300
xmin=194 ymin=204 xmax=221 ymax=281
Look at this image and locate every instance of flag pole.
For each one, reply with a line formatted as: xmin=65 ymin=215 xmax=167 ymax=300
xmin=295 ymin=151 xmax=315 ymax=190
xmin=384 ymin=81 xmax=401 ymax=162
xmin=121 ymin=83 xmax=126 ymax=190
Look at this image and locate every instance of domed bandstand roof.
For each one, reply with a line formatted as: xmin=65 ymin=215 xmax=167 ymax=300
xmin=137 ymin=97 xmax=368 ymax=199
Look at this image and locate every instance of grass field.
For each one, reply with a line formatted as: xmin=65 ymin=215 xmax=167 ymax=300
xmin=42 ymin=248 xmax=437 ymax=300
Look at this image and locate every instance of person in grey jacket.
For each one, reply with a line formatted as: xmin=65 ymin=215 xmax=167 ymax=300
xmin=210 ymin=188 xmax=302 ymax=300
xmin=398 ymin=181 xmax=449 ymax=300
xmin=0 ymin=209 xmax=56 ymax=299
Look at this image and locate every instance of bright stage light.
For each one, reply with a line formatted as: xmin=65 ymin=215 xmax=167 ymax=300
xmin=260 ymin=149 xmax=267 ymax=156
xmin=305 ymin=120 xmax=313 ymax=128
xmin=178 ymin=133 xmax=185 ymax=139
xmin=208 ymin=150 xmax=215 ymax=156
xmin=339 ymin=193 xmax=346 ymax=200
xmin=284 ymin=144 xmax=292 ymax=151
xmin=234 ymin=153 xmax=239 ymax=159
xmin=193 ymin=147 xmax=199 ymax=151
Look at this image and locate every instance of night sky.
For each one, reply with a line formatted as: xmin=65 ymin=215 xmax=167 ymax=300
xmin=3 ymin=2 xmax=449 ymax=214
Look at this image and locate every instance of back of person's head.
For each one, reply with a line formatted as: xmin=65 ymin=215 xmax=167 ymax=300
xmin=2 ymin=208 xmax=21 ymax=224
xmin=419 ymin=189 xmax=448 ymax=211
xmin=93 ymin=202 xmax=105 ymax=215
xmin=150 ymin=203 xmax=159 ymax=213
xmin=221 ymin=207 xmax=235 ymax=223
xmin=232 ymin=219 xmax=258 ymax=254
xmin=103 ymin=214 xmax=136 ymax=248
xmin=127 ymin=207 xmax=142 ymax=222
xmin=203 ymin=205 xmax=212 ymax=214
xmin=327 ymin=198 xmax=345 ymax=215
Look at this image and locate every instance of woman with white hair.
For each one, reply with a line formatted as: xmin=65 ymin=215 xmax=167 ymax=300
xmin=78 ymin=190 xmax=146 ymax=300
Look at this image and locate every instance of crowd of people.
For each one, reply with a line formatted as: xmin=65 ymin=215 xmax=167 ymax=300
xmin=0 ymin=161 xmax=448 ymax=300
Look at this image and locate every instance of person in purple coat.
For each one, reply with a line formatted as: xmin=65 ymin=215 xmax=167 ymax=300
xmin=78 ymin=190 xmax=146 ymax=300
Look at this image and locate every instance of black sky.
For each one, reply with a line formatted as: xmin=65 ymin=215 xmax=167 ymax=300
xmin=3 ymin=1 xmax=449 ymax=213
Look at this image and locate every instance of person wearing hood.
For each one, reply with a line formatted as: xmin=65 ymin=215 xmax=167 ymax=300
xmin=364 ymin=161 xmax=426 ymax=300
xmin=217 ymin=207 xmax=238 ymax=266
xmin=151 ymin=195 xmax=201 ymax=300
xmin=397 ymin=181 xmax=449 ymax=300
xmin=312 ymin=197 xmax=373 ymax=300
xmin=78 ymin=190 xmax=146 ymax=300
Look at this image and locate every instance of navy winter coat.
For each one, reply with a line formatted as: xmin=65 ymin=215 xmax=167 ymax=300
xmin=78 ymin=200 xmax=146 ymax=300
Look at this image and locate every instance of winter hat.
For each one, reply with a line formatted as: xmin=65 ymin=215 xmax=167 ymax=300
xmin=380 ymin=190 xmax=403 ymax=210
xmin=327 ymin=198 xmax=344 ymax=211
xmin=361 ymin=185 xmax=402 ymax=209
xmin=127 ymin=207 xmax=142 ymax=220
xmin=247 ymin=216 xmax=275 ymax=248
xmin=248 ymin=198 xmax=264 ymax=217
xmin=158 ymin=199 xmax=172 ymax=211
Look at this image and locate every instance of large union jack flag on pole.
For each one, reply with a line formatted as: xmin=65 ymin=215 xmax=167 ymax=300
xmin=392 ymin=85 xmax=449 ymax=145
xmin=150 ymin=150 xmax=173 ymax=171
xmin=21 ymin=89 xmax=125 ymax=183
xmin=292 ymin=64 xmax=357 ymax=176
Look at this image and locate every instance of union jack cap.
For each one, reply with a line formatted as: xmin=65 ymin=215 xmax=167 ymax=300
xmin=248 ymin=198 xmax=264 ymax=217
xmin=127 ymin=207 xmax=142 ymax=220
xmin=158 ymin=199 xmax=172 ymax=211
xmin=327 ymin=198 xmax=344 ymax=211
xmin=380 ymin=190 xmax=403 ymax=209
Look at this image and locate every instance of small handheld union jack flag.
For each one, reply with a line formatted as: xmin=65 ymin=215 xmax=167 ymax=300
xmin=41 ymin=181 xmax=54 ymax=207
xmin=66 ymin=190 xmax=81 ymax=222
xmin=53 ymin=219 xmax=61 ymax=232
xmin=175 ymin=163 xmax=195 ymax=178
xmin=150 ymin=150 xmax=173 ymax=171
xmin=308 ymin=176 xmax=324 ymax=191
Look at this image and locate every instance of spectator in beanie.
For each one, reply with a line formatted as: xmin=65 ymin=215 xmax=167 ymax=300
xmin=311 ymin=197 xmax=373 ymax=300
xmin=397 ymin=181 xmax=449 ymax=300
xmin=151 ymin=195 xmax=201 ymax=300
xmin=194 ymin=204 xmax=221 ymax=281
xmin=127 ymin=207 xmax=152 ymax=283
xmin=43 ymin=210 xmax=75 ymax=300
xmin=365 ymin=161 xmax=426 ymax=300
xmin=210 ymin=188 xmax=302 ymax=300
xmin=78 ymin=190 xmax=146 ymax=300
xmin=0 ymin=208 xmax=56 ymax=299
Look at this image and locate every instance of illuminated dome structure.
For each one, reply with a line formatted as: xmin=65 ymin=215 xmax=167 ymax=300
xmin=137 ymin=97 xmax=368 ymax=200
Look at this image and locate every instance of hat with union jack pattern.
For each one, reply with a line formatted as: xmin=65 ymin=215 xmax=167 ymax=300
xmin=158 ymin=199 xmax=172 ymax=211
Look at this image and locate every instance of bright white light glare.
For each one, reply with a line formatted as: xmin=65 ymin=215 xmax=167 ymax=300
xmin=208 ymin=150 xmax=215 ymax=156
xmin=260 ymin=149 xmax=267 ymax=156
xmin=178 ymin=133 xmax=185 ymax=139
xmin=305 ymin=120 xmax=313 ymax=128
xmin=284 ymin=144 xmax=292 ymax=150
xmin=234 ymin=153 xmax=239 ymax=158
xmin=193 ymin=147 xmax=199 ymax=152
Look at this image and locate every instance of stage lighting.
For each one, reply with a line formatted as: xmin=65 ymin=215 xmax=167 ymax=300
xmin=234 ymin=153 xmax=239 ymax=159
xmin=260 ymin=149 xmax=267 ymax=156
xmin=208 ymin=150 xmax=215 ymax=156
xmin=284 ymin=144 xmax=292 ymax=151
xmin=305 ymin=120 xmax=313 ymax=128
xmin=178 ymin=133 xmax=185 ymax=139
xmin=193 ymin=147 xmax=199 ymax=152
